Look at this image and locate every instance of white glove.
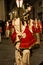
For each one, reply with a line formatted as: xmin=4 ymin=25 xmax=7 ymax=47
xmin=17 ymin=32 xmax=22 ymax=36
xmin=22 ymin=33 xmax=26 ymax=38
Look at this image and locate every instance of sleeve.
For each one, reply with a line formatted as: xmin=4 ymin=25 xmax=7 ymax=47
xmin=11 ymin=30 xmax=16 ymax=43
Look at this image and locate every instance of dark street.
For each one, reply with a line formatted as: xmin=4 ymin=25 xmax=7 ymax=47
xmin=0 ymin=36 xmax=43 ymax=65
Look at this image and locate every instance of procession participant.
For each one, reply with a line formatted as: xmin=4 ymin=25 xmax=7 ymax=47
xmin=37 ymin=19 xmax=42 ymax=42
xmin=28 ymin=20 xmax=36 ymax=43
xmin=9 ymin=20 xmax=12 ymax=35
xmin=28 ymin=19 xmax=37 ymax=46
xmin=29 ymin=19 xmax=34 ymax=33
xmin=11 ymin=17 xmax=22 ymax=65
xmin=37 ymin=19 xmax=42 ymax=33
xmin=11 ymin=18 xmax=36 ymax=65
xmin=0 ymin=26 xmax=2 ymax=42
xmin=34 ymin=18 xmax=41 ymax=48
xmin=11 ymin=18 xmax=16 ymax=34
xmin=42 ymin=22 xmax=43 ymax=33
xmin=27 ymin=19 xmax=37 ymax=54
xmin=5 ymin=20 xmax=10 ymax=38
xmin=19 ymin=21 xmax=36 ymax=65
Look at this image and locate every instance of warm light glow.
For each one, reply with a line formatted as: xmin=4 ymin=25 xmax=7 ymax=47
xmin=26 ymin=9 xmax=28 ymax=12
xmin=22 ymin=5 xmax=25 ymax=9
xmin=9 ymin=13 xmax=12 ymax=20
xmin=27 ymin=6 xmax=32 ymax=11
xmin=9 ymin=12 xmax=11 ymax=15
xmin=16 ymin=0 xmax=23 ymax=8
xmin=20 ymin=0 xmax=23 ymax=7
xmin=15 ymin=11 xmax=17 ymax=16
xmin=12 ymin=11 xmax=15 ymax=14
xmin=16 ymin=0 xmax=19 ymax=7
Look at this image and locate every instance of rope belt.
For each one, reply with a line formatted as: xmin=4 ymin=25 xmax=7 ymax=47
xmin=15 ymin=48 xmax=30 ymax=56
xmin=15 ymin=47 xmax=23 ymax=56
xmin=14 ymin=41 xmax=30 ymax=56
xmin=14 ymin=41 xmax=20 ymax=46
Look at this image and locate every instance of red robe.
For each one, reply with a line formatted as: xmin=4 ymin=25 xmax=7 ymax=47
xmin=32 ymin=26 xmax=36 ymax=33
xmin=6 ymin=26 xmax=10 ymax=30
xmin=9 ymin=21 xmax=12 ymax=30
xmin=0 ymin=28 xmax=2 ymax=33
xmin=35 ymin=26 xmax=41 ymax=33
xmin=20 ymin=26 xmax=36 ymax=49
xmin=32 ymin=24 xmax=41 ymax=33
xmin=42 ymin=24 xmax=43 ymax=29
xmin=12 ymin=25 xmax=14 ymax=28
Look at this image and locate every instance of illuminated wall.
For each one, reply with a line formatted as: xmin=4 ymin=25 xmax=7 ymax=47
xmin=0 ymin=0 xmax=5 ymax=21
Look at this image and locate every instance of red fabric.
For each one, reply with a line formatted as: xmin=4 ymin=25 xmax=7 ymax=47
xmin=35 ymin=22 xmax=42 ymax=33
xmin=20 ymin=26 xmax=36 ymax=49
xmin=6 ymin=26 xmax=10 ymax=30
xmin=12 ymin=25 xmax=14 ymax=28
xmin=38 ymin=21 xmax=42 ymax=29
xmin=35 ymin=26 xmax=41 ymax=33
xmin=0 ymin=29 xmax=2 ymax=32
xmin=9 ymin=25 xmax=12 ymax=30
xmin=9 ymin=21 xmax=12 ymax=29
xmin=42 ymin=24 xmax=43 ymax=29
xmin=11 ymin=30 xmax=16 ymax=43
xmin=32 ymin=26 xmax=36 ymax=33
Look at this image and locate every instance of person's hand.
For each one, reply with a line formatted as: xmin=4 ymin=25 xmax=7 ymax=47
xmin=18 ymin=32 xmax=22 ymax=39
xmin=22 ymin=33 xmax=26 ymax=38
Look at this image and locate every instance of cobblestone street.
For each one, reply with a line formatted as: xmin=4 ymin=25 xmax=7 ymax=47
xmin=0 ymin=36 xmax=43 ymax=65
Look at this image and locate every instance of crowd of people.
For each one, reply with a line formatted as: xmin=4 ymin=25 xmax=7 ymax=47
xmin=5 ymin=17 xmax=42 ymax=65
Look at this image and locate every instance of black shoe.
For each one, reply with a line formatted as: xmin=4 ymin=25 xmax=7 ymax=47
xmin=6 ymin=37 xmax=9 ymax=39
xmin=39 ymin=61 xmax=43 ymax=65
xmin=30 ymin=49 xmax=33 ymax=56
xmin=34 ymin=44 xmax=40 ymax=49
